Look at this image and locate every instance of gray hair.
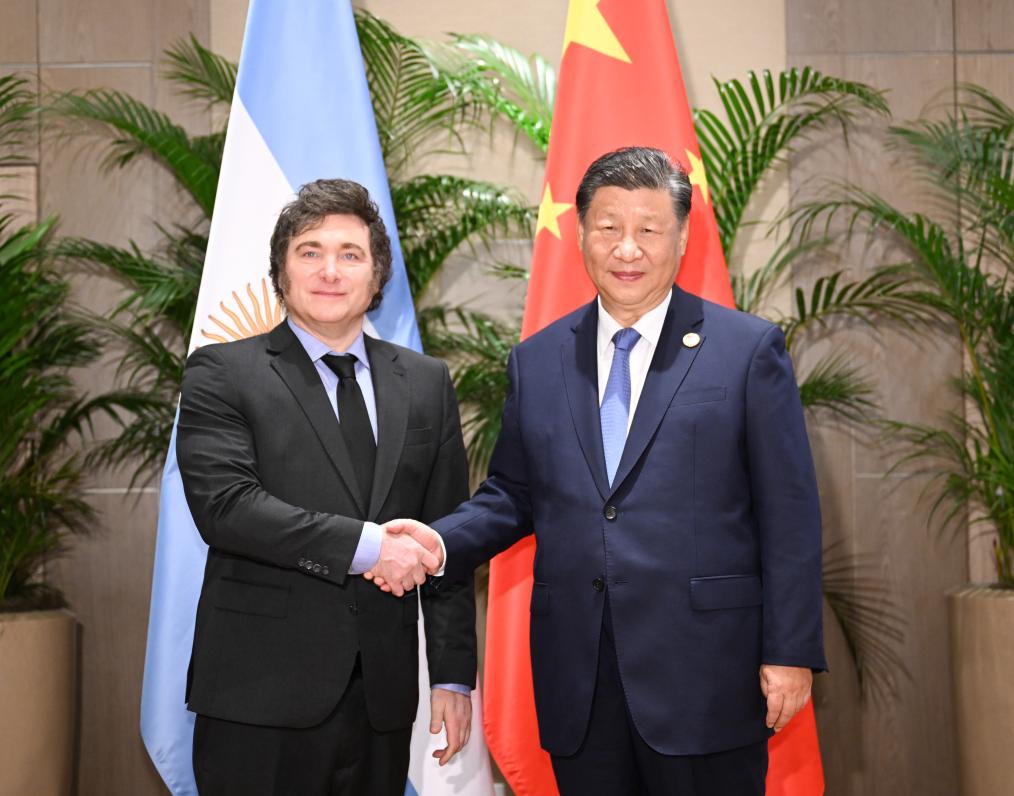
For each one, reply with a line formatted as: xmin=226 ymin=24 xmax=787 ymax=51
xmin=575 ymin=146 xmax=692 ymax=224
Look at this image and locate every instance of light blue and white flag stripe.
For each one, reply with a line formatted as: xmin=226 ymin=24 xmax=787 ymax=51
xmin=139 ymin=3 xmax=491 ymax=795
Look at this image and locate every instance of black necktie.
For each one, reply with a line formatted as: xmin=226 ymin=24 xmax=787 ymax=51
xmin=322 ymin=353 xmax=375 ymax=509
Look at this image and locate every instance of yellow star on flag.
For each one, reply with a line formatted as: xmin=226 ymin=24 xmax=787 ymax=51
xmin=536 ymin=183 xmax=573 ymax=239
xmin=562 ymin=0 xmax=631 ymax=63
xmin=685 ymin=149 xmax=710 ymax=205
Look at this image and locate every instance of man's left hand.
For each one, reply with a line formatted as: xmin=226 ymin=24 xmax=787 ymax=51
xmin=759 ymin=664 xmax=812 ymax=732
xmin=430 ymin=688 xmax=472 ymax=766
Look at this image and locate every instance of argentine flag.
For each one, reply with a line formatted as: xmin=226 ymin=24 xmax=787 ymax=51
xmin=139 ymin=3 xmax=493 ymax=795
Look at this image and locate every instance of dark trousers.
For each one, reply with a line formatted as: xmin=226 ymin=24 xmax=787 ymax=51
xmin=551 ymin=603 xmax=768 ymax=796
xmin=193 ymin=658 xmax=411 ymax=796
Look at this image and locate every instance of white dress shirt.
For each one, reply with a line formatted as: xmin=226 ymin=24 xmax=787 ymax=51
xmin=596 ymin=290 xmax=672 ymax=431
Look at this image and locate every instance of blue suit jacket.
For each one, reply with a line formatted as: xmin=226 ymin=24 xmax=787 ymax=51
xmin=435 ymin=286 xmax=826 ymax=756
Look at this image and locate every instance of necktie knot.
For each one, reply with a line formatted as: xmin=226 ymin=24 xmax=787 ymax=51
xmin=322 ymin=353 xmax=358 ymax=380
xmin=612 ymin=327 xmax=640 ymax=353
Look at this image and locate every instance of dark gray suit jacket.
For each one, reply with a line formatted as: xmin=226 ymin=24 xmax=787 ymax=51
xmin=177 ymin=320 xmax=476 ymax=731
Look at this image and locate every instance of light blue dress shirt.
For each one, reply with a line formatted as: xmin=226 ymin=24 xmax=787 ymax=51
xmin=287 ymin=319 xmax=469 ymax=696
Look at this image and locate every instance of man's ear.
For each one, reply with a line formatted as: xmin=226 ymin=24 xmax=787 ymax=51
xmin=576 ymin=218 xmax=585 ymax=249
xmin=678 ymin=219 xmax=690 ymax=258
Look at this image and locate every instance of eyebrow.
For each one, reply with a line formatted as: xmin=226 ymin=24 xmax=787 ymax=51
xmin=295 ymin=240 xmax=367 ymax=252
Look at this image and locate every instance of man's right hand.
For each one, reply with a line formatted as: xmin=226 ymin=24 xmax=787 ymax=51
xmin=370 ymin=523 xmax=443 ymax=597
xmin=365 ymin=520 xmax=444 ymax=595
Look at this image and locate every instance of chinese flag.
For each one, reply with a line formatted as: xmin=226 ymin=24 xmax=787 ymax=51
xmin=481 ymin=1 xmax=825 ymax=795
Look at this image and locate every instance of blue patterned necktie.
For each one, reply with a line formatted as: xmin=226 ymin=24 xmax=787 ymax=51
xmin=600 ymin=327 xmax=641 ymax=486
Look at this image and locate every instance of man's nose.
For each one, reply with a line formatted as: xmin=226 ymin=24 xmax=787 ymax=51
xmin=614 ymin=235 xmax=642 ymax=261
xmin=320 ymin=256 xmax=341 ymax=280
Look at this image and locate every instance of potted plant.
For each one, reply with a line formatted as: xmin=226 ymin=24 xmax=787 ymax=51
xmin=793 ymin=84 xmax=1014 ymax=796
xmin=0 ymin=74 xmax=112 ymax=796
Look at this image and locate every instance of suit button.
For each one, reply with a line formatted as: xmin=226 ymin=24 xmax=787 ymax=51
xmin=604 ymin=505 xmax=617 ymax=520
xmin=297 ymin=558 xmax=306 ymax=567
xmin=348 ymin=602 xmax=359 ymax=615
xmin=304 ymin=561 xmax=313 ymax=570
xmin=322 ymin=566 xmax=330 ymax=576
xmin=312 ymin=564 xmax=321 ymax=574
xmin=592 ymin=577 xmax=605 ymax=592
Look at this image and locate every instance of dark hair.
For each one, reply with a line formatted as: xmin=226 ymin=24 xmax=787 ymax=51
xmin=269 ymin=178 xmax=393 ymax=312
xmin=575 ymin=146 xmax=692 ymax=224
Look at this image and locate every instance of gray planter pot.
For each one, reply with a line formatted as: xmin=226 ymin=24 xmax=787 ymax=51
xmin=0 ymin=609 xmax=77 ymax=796
xmin=948 ymin=585 xmax=1014 ymax=796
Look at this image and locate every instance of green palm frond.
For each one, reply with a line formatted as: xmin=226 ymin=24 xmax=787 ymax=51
xmin=781 ymin=267 xmax=928 ymax=348
xmin=393 ymin=174 xmax=534 ymax=299
xmin=731 ymin=237 xmax=831 ymax=314
xmin=797 ymin=353 xmax=875 ymax=421
xmin=695 ymin=67 xmax=888 ymax=257
xmin=822 ymin=541 xmax=909 ymax=702
xmin=421 ymin=306 xmax=517 ymax=481
xmin=48 ymin=89 xmax=219 ymax=215
xmin=0 ymin=74 xmax=35 ymax=168
xmin=431 ymin=34 xmax=556 ymax=154
xmin=0 ymin=214 xmax=118 ymax=607
xmin=56 ymin=237 xmax=196 ymax=322
xmin=355 ymin=9 xmax=476 ymax=176
xmin=163 ymin=35 xmax=237 ymax=107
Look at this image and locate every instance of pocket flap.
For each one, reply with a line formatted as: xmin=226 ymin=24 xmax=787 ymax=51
xmin=530 ymin=583 xmax=551 ymax=616
xmin=215 ymin=577 xmax=289 ymax=618
xmin=690 ymin=574 xmax=762 ymax=610
xmin=673 ymin=387 xmax=726 ymax=406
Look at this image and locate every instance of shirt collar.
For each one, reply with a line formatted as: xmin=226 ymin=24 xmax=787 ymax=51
xmin=287 ymin=317 xmax=371 ymax=369
xmin=596 ymin=289 xmax=673 ymax=354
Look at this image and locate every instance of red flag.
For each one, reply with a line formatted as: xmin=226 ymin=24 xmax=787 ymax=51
xmin=482 ymin=1 xmax=825 ymax=794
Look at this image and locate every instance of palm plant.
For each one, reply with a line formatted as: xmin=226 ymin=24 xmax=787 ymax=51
xmin=49 ymin=12 xmax=533 ymax=481
xmin=0 ymin=75 xmax=114 ymax=611
xmin=792 ymin=84 xmax=1014 ymax=587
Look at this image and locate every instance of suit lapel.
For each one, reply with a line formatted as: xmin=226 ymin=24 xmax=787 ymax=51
xmin=610 ymin=287 xmax=706 ymax=494
xmin=365 ymin=336 xmax=408 ymax=520
xmin=266 ymin=322 xmax=367 ymax=516
xmin=560 ymin=300 xmax=610 ymax=501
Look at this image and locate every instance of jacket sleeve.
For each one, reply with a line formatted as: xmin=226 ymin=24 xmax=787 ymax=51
xmin=745 ymin=325 xmax=828 ymax=671
xmin=419 ymin=361 xmax=478 ymax=687
xmin=176 ymin=344 xmax=363 ymax=585
xmin=432 ymin=346 xmax=535 ymax=581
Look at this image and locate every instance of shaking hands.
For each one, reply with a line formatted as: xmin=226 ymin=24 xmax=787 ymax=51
xmin=366 ymin=519 xmax=444 ymax=597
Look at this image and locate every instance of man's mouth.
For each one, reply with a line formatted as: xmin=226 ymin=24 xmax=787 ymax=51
xmin=611 ymin=271 xmax=643 ymax=282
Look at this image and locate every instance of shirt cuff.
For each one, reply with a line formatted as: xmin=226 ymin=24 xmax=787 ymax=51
xmin=432 ymin=683 xmax=471 ymax=695
xmin=348 ymin=521 xmax=382 ymax=575
xmin=434 ymin=530 xmax=447 ymax=577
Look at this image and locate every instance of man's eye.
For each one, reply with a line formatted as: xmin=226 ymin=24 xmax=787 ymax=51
xmin=342 ymin=252 xmax=361 ymax=260
xmin=302 ymin=250 xmax=319 ymax=258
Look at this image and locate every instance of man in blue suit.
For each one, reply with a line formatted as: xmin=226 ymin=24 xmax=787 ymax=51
xmin=373 ymin=147 xmax=826 ymax=794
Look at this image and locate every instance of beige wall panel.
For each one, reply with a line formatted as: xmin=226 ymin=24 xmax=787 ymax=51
xmin=48 ymin=490 xmax=166 ymax=796
xmin=955 ymin=0 xmax=1014 ymax=51
xmin=358 ymin=0 xmax=567 ymax=67
xmin=210 ymin=0 xmax=248 ymax=61
xmin=0 ymin=0 xmax=39 ymax=64
xmin=788 ymin=0 xmax=953 ymax=55
xmin=852 ymin=473 xmax=965 ymax=796
xmin=38 ymin=0 xmax=152 ymax=63
xmin=668 ymin=0 xmax=787 ymax=112
xmin=0 ymin=164 xmax=38 ymax=225
xmin=813 ymin=602 xmax=864 ymax=796
xmin=840 ymin=55 xmax=955 ymax=214
xmin=852 ymin=323 xmax=963 ymax=475
xmin=39 ymin=66 xmax=157 ymax=245
xmin=787 ymin=0 xmax=845 ymax=55
xmin=957 ymin=52 xmax=1014 ymax=104
xmin=841 ymin=0 xmax=952 ymax=54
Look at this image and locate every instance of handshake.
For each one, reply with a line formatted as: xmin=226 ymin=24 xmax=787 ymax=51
xmin=364 ymin=519 xmax=443 ymax=597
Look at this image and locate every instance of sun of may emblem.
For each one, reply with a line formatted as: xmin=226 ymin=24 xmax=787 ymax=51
xmin=201 ymin=279 xmax=283 ymax=344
